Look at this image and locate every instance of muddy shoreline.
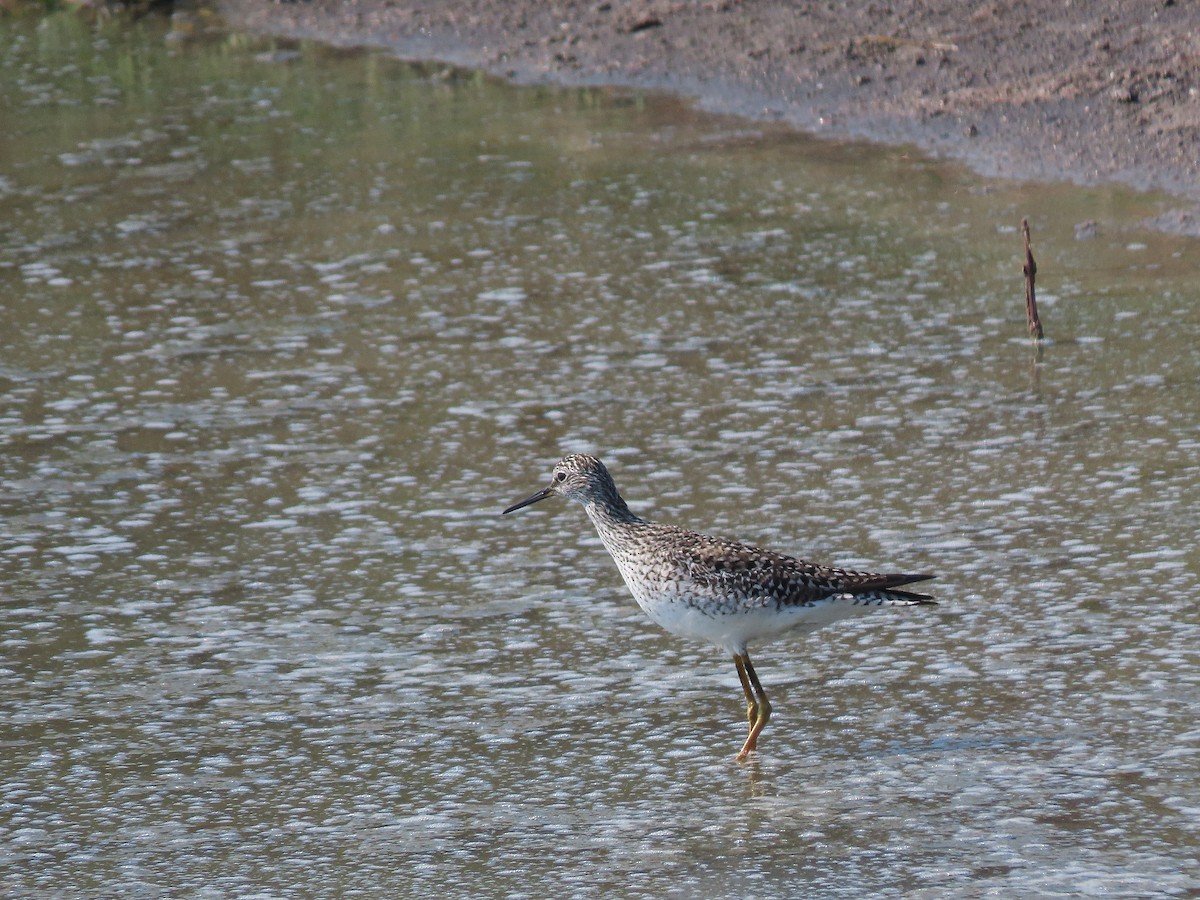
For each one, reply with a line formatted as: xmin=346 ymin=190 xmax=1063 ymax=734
xmin=215 ymin=0 xmax=1199 ymax=229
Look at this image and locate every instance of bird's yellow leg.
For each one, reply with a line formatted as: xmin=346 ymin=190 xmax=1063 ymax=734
xmin=735 ymin=653 xmax=771 ymax=762
xmin=734 ymin=654 xmax=757 ymax=729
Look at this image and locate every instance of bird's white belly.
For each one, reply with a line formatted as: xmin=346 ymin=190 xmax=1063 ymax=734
xmin=614 ymin=561 xmax=858 ymax=655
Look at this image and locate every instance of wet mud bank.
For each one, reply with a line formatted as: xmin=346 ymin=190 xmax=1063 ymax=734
xmin=215 ymin=0 xmax=1200 ymax=231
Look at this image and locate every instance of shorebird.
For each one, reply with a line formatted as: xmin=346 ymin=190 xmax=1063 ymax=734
xmin=502 ymin=453 xmax=936 ymax=762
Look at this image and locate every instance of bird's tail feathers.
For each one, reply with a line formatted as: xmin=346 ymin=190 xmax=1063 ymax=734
xmin=880 ymin=587 xmax=937 ymax=606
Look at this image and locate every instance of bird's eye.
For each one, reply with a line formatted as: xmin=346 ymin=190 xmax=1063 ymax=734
xmin=555 ymin=471 xmax=567 ymax=482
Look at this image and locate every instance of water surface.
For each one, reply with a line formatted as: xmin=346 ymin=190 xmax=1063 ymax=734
xmin=2 ymin=10 xmax=1199 ymax=898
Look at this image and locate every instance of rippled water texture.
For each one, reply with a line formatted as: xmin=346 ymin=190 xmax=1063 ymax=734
xmin=3 ymin=10 xmax=1199 ymax=897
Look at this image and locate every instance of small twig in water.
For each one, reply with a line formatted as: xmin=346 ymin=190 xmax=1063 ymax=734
xmin=1022 ymin=218 xmax=1044 ymax=341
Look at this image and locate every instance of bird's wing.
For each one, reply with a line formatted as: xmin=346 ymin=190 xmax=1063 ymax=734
xmin=671 ymin=530 xmax=934 ymax=607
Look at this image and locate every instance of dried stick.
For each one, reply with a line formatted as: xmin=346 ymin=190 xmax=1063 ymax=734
xmin=1022 ymin=218 xmax=1044 ymax=340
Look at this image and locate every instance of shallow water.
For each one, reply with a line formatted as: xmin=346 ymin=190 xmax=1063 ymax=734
xmin=2 ymin=9 xmax=1199 ymax=898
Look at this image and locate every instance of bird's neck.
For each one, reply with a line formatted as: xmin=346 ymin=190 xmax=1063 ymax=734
xmin=583 ymin=493 xmax=645 ymax=531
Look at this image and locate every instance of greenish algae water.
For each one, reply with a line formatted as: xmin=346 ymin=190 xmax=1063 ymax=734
xmin=2 ymin=9 xmax=1199 ymax=898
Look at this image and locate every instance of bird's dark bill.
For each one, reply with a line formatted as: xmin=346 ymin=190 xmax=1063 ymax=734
xmin=502 ymin=486 xmax=554 ymax=515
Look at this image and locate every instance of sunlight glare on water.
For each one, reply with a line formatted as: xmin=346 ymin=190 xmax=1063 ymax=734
xmin=2 ymin=9 xmax=1199 ymax=898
